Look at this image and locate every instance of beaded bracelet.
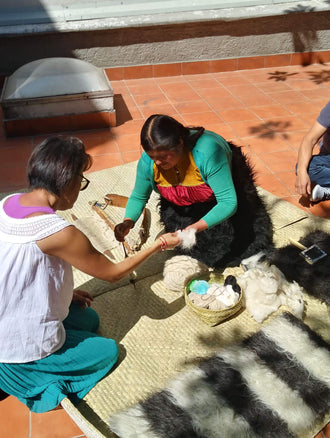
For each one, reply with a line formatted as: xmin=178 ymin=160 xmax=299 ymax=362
xmin=158 ymin=236 xmax=167 ymax=252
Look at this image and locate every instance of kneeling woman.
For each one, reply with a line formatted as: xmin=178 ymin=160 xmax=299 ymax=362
xmin=115 ymin=114 xmax=273 ymax=268
xmin=0 ymin=136 xmax=180 ymax=413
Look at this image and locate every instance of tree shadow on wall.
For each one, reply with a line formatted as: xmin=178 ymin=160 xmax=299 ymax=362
xmin=248 ymin=121 xmax=291 ymax=139
xmin=284 ymin=4 xmax=320 ymax=66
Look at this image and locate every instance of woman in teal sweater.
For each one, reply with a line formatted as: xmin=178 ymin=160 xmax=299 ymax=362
xmin=115 ymin=114 xmax=273 ymax=267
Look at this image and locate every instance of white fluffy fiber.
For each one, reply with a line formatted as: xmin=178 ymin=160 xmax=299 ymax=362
xmin=177 ymin=228 xmax=197 ymax=249
xmin=237 ymin=257 xmax=304 ymax=323
xmin=163 ymin=255 xmax=209 ymax=292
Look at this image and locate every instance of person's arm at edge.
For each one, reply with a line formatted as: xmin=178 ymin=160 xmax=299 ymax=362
xmin=295 ymin=121 xmax=326 ymax=197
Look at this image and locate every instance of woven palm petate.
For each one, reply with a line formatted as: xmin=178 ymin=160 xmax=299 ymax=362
xmin=2 ymin=161 xmax=329 ymax=438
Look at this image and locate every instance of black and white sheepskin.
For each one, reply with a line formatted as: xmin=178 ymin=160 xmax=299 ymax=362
xmin=109 ymin=313 xmax=330 ymax=438
xmin=266 ymin=230 xmax=330 ymax=305
xmin=160 ymin=142 xmax=274 ymax=269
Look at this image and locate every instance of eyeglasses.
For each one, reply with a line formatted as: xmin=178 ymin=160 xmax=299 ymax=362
xmin=79 ymin=175 xmax=90 ymax=191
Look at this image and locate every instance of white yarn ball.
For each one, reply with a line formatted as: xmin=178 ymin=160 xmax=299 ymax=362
xmin=163 ymin=255 xmax=209 ymax=292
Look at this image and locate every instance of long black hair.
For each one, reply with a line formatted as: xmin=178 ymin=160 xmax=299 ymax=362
xmin=140 ymin=114 xmax=204 ymax=152
xmin=27 ymin=136 xmax=92 ymax=196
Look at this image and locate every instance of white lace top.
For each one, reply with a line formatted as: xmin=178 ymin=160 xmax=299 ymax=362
xmin=0 ymin=195 xmax=73 ymax=363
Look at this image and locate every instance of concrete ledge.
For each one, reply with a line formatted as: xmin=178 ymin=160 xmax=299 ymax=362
xmin=0 ymin=2 xmax=329 ymax=76
xmin=0 ymin=1 xmax=328 ymax=36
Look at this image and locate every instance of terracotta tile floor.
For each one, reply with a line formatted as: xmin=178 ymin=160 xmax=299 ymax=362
xmin=0 ymin=63 xmax=329 ymax=437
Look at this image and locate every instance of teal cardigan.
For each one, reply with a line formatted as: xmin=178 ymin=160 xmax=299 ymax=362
xmin=125 ymin=130 xmax=237 ymax=229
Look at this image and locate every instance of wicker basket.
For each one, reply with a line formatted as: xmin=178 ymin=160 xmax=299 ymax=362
xmin=184 ymin=271 xmax=244 ymax=327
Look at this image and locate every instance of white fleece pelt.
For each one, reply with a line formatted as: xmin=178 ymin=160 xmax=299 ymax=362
xmin=109 ymin=313 xmax=330 ymax=438
xmin=163 ymin=255 xmax=209 ymax=292
xmin=237 ymin=254 xmax=305 ymax=323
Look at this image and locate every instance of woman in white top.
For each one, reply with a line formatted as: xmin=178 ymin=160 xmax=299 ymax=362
xmin=0 ymin=136 xmax=180 ymax=413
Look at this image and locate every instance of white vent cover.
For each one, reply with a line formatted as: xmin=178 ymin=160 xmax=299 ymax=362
xmin=1 ymin=57 xmax=114 ymax=120
xmin=3 ymin=57 xmax=112 ymax=100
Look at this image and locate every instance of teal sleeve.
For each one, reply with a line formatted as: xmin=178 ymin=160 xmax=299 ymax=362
xmin=193 ymin=131 xmax=237 ymax=229
xmin=125 ymin=154 xmax=154 ymax=223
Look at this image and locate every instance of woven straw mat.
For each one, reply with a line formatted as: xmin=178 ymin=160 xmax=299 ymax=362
xmin=1 ymin=161 xmax=329 ymax=438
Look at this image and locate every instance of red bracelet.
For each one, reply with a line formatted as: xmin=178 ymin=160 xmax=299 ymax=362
xmin=158 ymin=236 xmax=167 ymax=251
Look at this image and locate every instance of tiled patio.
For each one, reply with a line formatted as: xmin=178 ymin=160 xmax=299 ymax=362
xmin=0 ymin=62 xmax=329 ymax=437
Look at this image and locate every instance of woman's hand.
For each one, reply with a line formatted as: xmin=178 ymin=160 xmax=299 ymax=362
xmin=72 ymin=289 xmax=94 ymax=309
xmin=114 ymin=219 xmax=134 ymax=242
xmin=157 ymin=231 xmax=182 ymax=251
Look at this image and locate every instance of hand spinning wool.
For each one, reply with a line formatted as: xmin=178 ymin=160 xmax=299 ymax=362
xmin=114 ymin=114 xmax=273 ymax=270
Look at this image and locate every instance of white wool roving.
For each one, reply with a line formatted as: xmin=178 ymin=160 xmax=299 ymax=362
xmin=237 ymin=261 xmax=305 ymax=323
xmin=279 ymin=281 xmax=304 ymax=320
xmin=177 ymin=228 xmax=197 ymax=249
xmin=163 ymin=255 xmax=209 ymax=292
xmin=238 ymin=268 xmax=282 ymax=323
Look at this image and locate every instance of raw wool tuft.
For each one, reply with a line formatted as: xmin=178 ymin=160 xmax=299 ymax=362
xmin=163 ymin=255 xmax=209 ymax=292
xmin=237 ymin=256 xmax=304 ymax=323
xmin=176 ymin=228 xmax=197 ymax=249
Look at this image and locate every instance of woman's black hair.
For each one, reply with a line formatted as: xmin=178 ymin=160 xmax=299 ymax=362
xmin=141 ymin=114 xmax=205 ymax=152
xmin=27 ymin=136 xmax=92 ymax=196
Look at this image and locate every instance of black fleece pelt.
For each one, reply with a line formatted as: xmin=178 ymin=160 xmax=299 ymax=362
xmin=159 ymin=142 xmax=274 ymax=268
xmin=266 ymin=230 xmax=330 ymax=305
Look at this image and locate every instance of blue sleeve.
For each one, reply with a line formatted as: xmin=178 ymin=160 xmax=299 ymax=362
xmin=317 ymin=101 xmax=330 ymax=129
xmin=193 ymin=131 xmax=237 ymax=228
xmin=125 ymin=153 xmax=154 ymax=223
